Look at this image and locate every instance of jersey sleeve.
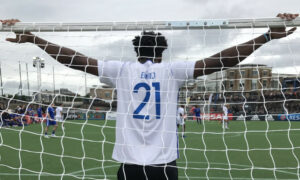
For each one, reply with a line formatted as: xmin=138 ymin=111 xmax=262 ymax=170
xmin=170 ymin=61 xmax=195 ymax=87
xmin=98 ymin=60 xmax=124 ymax=87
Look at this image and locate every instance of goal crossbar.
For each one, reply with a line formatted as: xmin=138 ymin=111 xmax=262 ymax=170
xmin=0 ymin=17 xmax=300 ymax=32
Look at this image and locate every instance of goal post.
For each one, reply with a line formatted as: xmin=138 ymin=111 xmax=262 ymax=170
xmin=0 ymin=18 xmax=300 ymax=179
xmin=1 ymin=17 xmax=300 ymax=32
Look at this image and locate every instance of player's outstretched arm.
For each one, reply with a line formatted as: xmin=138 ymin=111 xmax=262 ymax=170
xmin=193 ymin=13 xmax=299 ymax=78
xmin=0 ymin=19 xmax=98 ymax=76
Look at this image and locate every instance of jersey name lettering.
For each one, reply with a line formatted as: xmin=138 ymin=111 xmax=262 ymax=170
xmin=140 ymin=72 xmax=156 ymax=79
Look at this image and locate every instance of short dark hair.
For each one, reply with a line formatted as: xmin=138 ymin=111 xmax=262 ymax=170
xmin=55 ymin=103 xmax=63 ymax=106
xmin=132 ymin=31 xmax=168 ymax=59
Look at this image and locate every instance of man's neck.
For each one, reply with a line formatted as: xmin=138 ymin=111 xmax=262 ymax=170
xmin=138 ymin=57 xmax=162 ymax=64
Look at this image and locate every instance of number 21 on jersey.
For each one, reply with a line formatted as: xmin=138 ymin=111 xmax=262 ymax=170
xmin=133 ymin=82 xmax=161 ymax=120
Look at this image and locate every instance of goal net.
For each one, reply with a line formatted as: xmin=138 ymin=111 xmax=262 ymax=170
xmin=0 ymin=18 xmax=300 ymax=179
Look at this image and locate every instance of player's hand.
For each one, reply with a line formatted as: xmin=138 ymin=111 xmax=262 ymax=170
xmin=269 ymin=13 xmax=299 ymax=40
xmin=0 ymin=19 xmax=34 ymax=43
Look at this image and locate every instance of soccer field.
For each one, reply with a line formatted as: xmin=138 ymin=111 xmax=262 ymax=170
xmin=1 ymin=120 xmax=300 ymax=180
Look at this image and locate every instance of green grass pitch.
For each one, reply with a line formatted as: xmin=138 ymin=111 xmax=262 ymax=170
xmin=1 ymin=120 xmax=300 ymax=180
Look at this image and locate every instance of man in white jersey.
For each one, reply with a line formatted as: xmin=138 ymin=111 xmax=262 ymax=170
xmin=222 ymin=104 xmax=229 ymax=129
xmin=2 ymin=13 xmax=298 ymax=180
xmin=176 ymin=105 xmax=186 ymax=137
xmin=55 ymin=103 xmax=64 ymax=129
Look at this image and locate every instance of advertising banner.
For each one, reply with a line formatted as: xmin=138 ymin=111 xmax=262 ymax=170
xmin=234 ymin=114 xmax=275 ymax=121
xmin=201 ymin=113 xmax=233 ymax=121
xmin=277 ymin=114 xmax=300 ymax=121
xmin=106 ymin=112 xmax=117 ymax=120
xmin=77 ymin=112 xmax=106 ymax=120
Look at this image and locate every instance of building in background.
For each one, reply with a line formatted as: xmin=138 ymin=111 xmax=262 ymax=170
xmin=178 ymin=64 xmax=300 ymax=116
xmin=222 ymin=64 xmax=272 ymax=92
xmin=89 ymin=85 xmax=117 ymax=101
xmin=33 ymin=88 xmax=78 ymax=104
xmin=188 ymin=64 xmax=273 ymax=100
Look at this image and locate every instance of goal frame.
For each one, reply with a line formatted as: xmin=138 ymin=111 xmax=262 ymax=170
xmin=0 ymin=17 xmax=300 ymax=32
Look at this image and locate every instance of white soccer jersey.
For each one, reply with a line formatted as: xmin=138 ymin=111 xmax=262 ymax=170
xmin=223 ymin=106 xmax=228 ymax=120
xmin=98 ymin=60 xmax=195 ymax=165
xmin=176 ymin=107 xmax=185 ymax=125
xmin=55 ymin=106 xmax=63 ymax=118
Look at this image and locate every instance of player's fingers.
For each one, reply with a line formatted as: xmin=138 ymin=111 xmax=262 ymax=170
xmin=287 ymin=27 xmax=297 ymax=36
xmin=289 ymin=14 xmax=296 ymax=20
xmin=1 ymin=19 xmax=20 ymax=25
xmin=282 ymin=13 xmax=288 ymax=20
xmin=287 ymin=13 xmax=298 ymax=20
xmin=5 ymin=38 xmax=18 ymax=43
xmin=277 ymin=13 xmax=298 ymax=21
xmin=9 ymin=19 xmax=19 ymax=25
xmin=12 ymin=19 xmax=20 ymax=23
xmin=7 ymin=22 xmax=13 ymax=26
xmin=282 ymin=13 xmax=291 ymax=21
xmin=1 ymin=20 xmax=8 ymax=24
xmin=277 ymin=13 xmax=283 ymax=18
xmin=5 ymin=19 xmax=13 ymax=25
xmin=291 ymin=14 xmax=299 ymax=19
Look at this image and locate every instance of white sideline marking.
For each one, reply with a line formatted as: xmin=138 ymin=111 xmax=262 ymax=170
xmin=0 ymin=173 xmax=298 ymax=180
xmin=69 ymin=165 xmax=119 ymax=175
xmin=202 ymin=133 xmax=243 ymax=138
xmin=0 ymin=173 xmax=113 ymax=178
xmin=67 ymin=161 xmax=298 ymax=177
xmin=176 ymin=161 xmax=299 ymax=176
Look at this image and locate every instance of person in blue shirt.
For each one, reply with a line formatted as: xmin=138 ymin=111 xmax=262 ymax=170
xmin=37 ymin=105 xmax=43 ymax=123
xmin=27 ymin=105 xmax=34 ymax=123
xmin=1 ymin=110 xmax=14 ymax=127
xmin=194 ymin=105 xmax=201 ymax=124
xmin=44 ymin=103 xmax=58 ymax=138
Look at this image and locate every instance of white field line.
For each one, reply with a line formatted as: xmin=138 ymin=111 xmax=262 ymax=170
xmin=0 ymin=173 xmax=298 ymax=180
xmin=69 ymin=165 xmax=119 ymax=175
xmin=67 ymin=161 xmax=299 ymax=177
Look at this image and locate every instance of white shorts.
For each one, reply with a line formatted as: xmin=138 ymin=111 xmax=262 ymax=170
xmin=55 ymin=116 xmax=63 ymax=122
xmin=176 ymin=117 xmax=184 ymax=125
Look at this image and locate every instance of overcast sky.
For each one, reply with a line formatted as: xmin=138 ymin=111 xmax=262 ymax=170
xmin=0 ymin=0 xmax=300 ymax=95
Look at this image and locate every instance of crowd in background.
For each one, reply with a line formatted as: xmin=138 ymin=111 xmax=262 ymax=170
xmin=2 ymin=88 xmax=300 ymax=126
xmin=189 ymin=89 xmax=300 ymax=116
xmin=0 ymin=105 xmax=47 ymax=127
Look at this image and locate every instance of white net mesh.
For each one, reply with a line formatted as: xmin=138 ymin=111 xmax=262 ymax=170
xmin=0 ymin=20 xmax=300 ymax=179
